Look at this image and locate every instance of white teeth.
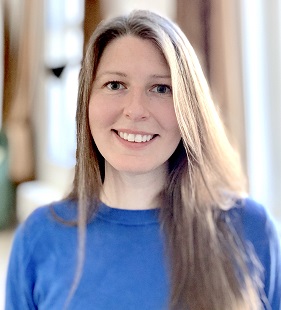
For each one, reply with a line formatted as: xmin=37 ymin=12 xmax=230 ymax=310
xmin=128 ymin=134 xmax=134 ymax=142
xmin=118 ymin=131 xmax=154 ymax=143
xmin=135 ymin=134 xmax=142 ymax=142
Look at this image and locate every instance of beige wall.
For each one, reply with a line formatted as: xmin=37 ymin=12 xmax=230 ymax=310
xmin=209 ymin=1 xmax=246 ymax=167
xmin=101 ymin=0 xmax=176 ymax=19
xmin=177 ymin=0 xmax=246 ymax=172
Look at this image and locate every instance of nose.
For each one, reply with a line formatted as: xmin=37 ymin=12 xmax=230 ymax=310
xmin=123 ymin=88 xmax=150 ymax=121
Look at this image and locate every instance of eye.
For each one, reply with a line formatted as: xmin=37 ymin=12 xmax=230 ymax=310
xmin=151 ymin=84 xmax=172 ymax=94
xmin=105 ymin=81 xmax=125 ymax=91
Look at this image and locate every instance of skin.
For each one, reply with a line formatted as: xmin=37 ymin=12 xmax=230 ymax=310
xmin=89 ymin=35 xmax=181 ymax=209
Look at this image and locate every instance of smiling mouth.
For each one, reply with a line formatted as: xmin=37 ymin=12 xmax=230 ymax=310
xmin=115 ymin=131 xmax=157 ymax=143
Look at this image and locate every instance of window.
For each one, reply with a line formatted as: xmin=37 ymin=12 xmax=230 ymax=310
xmin=45 ymin=0 xmax=84 ymax=167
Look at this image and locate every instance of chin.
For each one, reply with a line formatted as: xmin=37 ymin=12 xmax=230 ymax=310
xmin=109 ymin=160 xmax=167 ymax=175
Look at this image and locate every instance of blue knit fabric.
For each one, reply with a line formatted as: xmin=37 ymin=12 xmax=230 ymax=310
xmin=5 ymin=199 xmax=281 ymax=309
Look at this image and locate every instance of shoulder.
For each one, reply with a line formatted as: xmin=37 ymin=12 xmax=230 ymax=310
xmin=227 ymin=198 xmax=276 ymax=234
xmin=6 ymin=199 xmax=78 ymax=309
xmin=227 ymin=199 xmax=281 ymax=307
xmin=224 ymin=198 xmax=281 ymax=270
xmin=240 ymin=198 xmax=270 ymax=225
xmin=22 ymin=198 xmax=76 ymax=224
xmin=21 ymin=198 xmax=77 ymax=230
xmin=228 ymin=198 xmax=267 ymax=220
xmin=13 ymin=199 xmax=78 ymax=258
xmin=225 ymin=198 xmax=280 ymax=249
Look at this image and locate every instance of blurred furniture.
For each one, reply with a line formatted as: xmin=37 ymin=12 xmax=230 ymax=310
xmin=0 ymin=130 xmax=15 ymax=228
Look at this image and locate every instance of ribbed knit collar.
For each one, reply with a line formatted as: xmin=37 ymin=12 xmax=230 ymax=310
xmin=96 ymin=203 xmax=160 ymax=226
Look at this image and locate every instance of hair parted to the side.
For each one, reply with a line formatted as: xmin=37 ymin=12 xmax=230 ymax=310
xmin=68 ymin=10 xmax=265 ymax=310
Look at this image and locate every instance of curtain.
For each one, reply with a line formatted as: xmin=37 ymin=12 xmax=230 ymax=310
xmin=2 ymin=0 xmax=44 ymax=183
xmin=0 ymin=0 xmax=3 ymax=123
xmin=83 ymin=0 xmax=102 ymax=53
xmin=176 ymin=0 xmax=247 ymax=170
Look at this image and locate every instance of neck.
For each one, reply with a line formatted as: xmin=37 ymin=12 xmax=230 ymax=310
xmin=100 ymin=163 xmax=167 ymax=210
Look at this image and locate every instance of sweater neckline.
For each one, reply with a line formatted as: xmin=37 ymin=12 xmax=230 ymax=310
xmin=96 ymin=203 xmax=160 ymax=225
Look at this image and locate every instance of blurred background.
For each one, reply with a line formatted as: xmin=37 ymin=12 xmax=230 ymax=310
xmin=0 ymin=0 xmax=281 ymax=308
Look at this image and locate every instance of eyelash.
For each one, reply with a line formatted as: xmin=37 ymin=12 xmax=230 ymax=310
xmin=151 ymin=84 xmax=172 ymax=94
xmin=104 ymin=81 xmax=172 ymax=94
xmin=105 ymin=81 xmax=125 ymax=90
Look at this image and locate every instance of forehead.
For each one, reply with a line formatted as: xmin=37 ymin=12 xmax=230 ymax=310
xmin=96 ymin=35 xmax=169 ymax=73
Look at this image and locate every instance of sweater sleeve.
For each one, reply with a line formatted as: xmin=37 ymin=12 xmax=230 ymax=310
xmin=242 ymin=199 xmax=281 ymax=310
xmin=5 ymin=223 xmax=37 ymax=310
xmin=264 ymin=213 xmax=281 ymax=310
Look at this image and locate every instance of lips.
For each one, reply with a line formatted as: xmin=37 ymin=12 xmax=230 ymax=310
xmin=117 ymin=131 xmax=156 ymax=143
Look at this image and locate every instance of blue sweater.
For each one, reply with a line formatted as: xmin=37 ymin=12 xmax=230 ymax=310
xmin=5 ymin=199 xmax=281 ymax=309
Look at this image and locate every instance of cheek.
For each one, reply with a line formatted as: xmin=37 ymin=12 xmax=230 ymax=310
xmin=88 ymin=103 xmax=98 ymax=135
xmin=88 ymin=101 xmax=97 ymax=124
xmin=159 ymin=105 xmax=180 ymax=134
xmin=88 ymin=95 xmax=119 ymax=127
xmin=89 ymin=99 xmax=109 ymax=131
xmin=88 ymin=102 xmax=107 ymax=143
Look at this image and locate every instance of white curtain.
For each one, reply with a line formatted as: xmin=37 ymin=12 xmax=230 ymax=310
xmin=241 ymin=0 xmax=281 ymax=222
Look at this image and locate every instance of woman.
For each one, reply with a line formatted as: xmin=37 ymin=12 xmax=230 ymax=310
xmin=6 ymin=10 xmax=281 ymax=310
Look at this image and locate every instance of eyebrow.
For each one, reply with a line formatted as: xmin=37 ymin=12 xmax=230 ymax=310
xmin=96 ymin=71 xmax=127 ymax=79
xmin=150 ymin=74 xmax=171 ymax=79
xmin=96 ymin=71 xmax=171 ymax=79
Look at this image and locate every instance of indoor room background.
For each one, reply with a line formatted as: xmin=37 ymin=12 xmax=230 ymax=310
xmin=1 ymin=0 xmax=281 ymax=308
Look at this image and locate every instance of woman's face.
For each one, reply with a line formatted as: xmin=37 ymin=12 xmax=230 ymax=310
xmin=89 ymin=35 xmax=181 ymax=175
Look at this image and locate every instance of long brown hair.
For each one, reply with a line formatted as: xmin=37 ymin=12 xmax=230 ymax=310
xmin=68 ymin=10 xmax=264 ymax=309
